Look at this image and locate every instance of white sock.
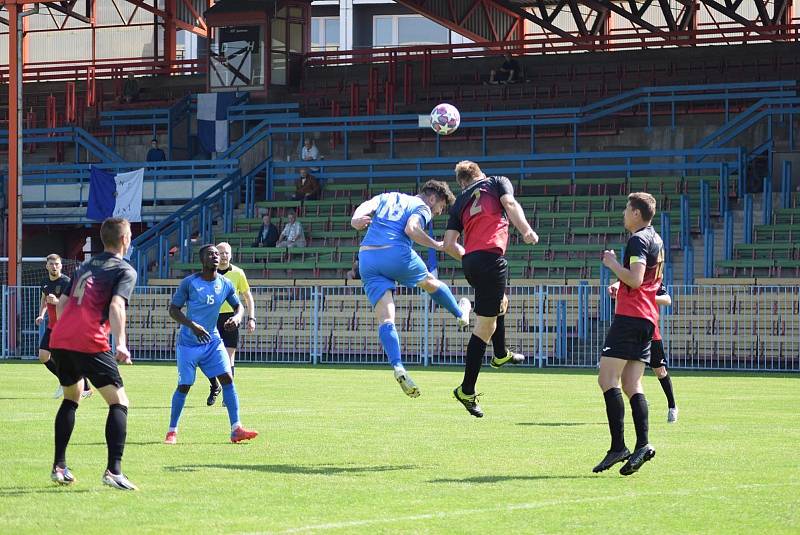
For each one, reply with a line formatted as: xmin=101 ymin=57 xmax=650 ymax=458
xmin=231 ymin=422 xmax=241 ymax=432
xmin=168 ymin=427 xmax=177 ymax=433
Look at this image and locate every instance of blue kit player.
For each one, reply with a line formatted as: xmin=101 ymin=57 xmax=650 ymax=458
xmin=164 ymin=244 xmax=259 ymax=445
xmin=350 ymin=180 xmax=471 ymax=397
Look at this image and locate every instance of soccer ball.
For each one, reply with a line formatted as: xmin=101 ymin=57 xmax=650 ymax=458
xmin=430 ymin=103 xmax=460 ymax=136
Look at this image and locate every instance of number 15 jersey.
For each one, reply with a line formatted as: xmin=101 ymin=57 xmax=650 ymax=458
xmin=171 ymin=273 xmax=241 ymax=346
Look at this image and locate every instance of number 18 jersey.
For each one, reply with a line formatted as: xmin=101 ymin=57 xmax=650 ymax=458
xmin=360 ymin=193 xmax=432 ymax=249
xmin=171 ymin=273 xmax=241 ymax=346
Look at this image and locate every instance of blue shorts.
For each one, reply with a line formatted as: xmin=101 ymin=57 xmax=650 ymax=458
xmin=358 ymin=245 xmax=429 ymax=306
xmin=176 ymin=339 xmax=231 ymax=386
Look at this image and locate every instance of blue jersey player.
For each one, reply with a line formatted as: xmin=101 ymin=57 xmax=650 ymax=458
xmin=164 ymin=245 xmax=259 ymax=445
xmin=351 ymin=180 xmax=470 ymax=397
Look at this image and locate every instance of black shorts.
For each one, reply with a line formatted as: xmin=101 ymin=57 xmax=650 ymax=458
xmin=50 ymin=348 xmax=124 ymax=389
xmin=217 ymin=312 xmax=240 ymax=349
xmin=601 ymin=315 xmax=655 ymax=363
xmin=649 ymin=339 xmax=667 ymax=369
xmin=39 ymin=328 xmax=52 ymax=352
xmin=462 ymin=251 xmax=507 ymax=317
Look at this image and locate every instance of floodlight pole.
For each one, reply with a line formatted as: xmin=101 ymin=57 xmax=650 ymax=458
xmin=7 ymin=1 xmax=21 ymax=353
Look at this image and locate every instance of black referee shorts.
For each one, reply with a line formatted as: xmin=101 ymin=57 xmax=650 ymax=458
xmin=39 ymin=328 xmax=53 ymax=352
xmin=601 ymin=315 xmax=655 ymax=364
xmin=649 ymin=339 xmax=668 ymax=369
xmin=50 ymin=348 xmax=123 ymax=389
xmin=462 ymin=251 xmax=507 ymax=317
xmin=217 ymin=312 xmax=240 ymax=349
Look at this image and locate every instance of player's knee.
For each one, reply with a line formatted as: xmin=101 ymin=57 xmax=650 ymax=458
xmin=621 ymin=380 xmax=640 ymax=398
xmin=218 ymin=373 xmax=233 ymax=386
xmin=177 ymin=384 xmax=192 ymax=394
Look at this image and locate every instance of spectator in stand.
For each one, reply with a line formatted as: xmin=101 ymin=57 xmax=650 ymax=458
xmin=276 ymin=211 xmax=306 ymax=248
xmin=146 ymin=139 xmax=166 ymax=162
xmin=252 ymin=212 xmax=279 ymax=248
xmin=346 ymin=260 xmax=360 ymax=280
xmin=122 ymin=74 xmax=140 ymax=104
xmin=301 ymin=138 xmax=321 ymax=162
xmin=489 ymin=53 xmax=521 ymax=85
xmin=292 ymin=168 xmax=321 ymax=201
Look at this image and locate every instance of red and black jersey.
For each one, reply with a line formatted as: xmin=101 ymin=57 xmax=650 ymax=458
xmin=50 ymin=252 xmax=137 ymax=354
xmin=447 ymin=176 xmax=513 ymax=255
xmin=615 ymin=225 xmax=664 ymax=327
xmin=652 ymin=283 xmax=668 ymax=342
xmin=41 ymin=274 xmax=70 ymax=329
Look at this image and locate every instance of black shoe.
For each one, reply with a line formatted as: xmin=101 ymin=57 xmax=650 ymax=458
xmin=207 ymin=386 xmax=222 ymax=406
xmin=619 ymin=444 xmax=656 ymax=476
xmin=592 ymin=448 xmax=631 ymax=473
xmin=453 ymin=386 xmax=484 ymax=418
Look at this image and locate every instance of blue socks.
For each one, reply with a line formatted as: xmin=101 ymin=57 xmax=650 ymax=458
xmin=222 ymin=383 xmax=241 ymax=428
xmin=378 ymin=322 xmax=403 ymax=368
xmin=430 ymin=285 xmax=462 ymax=319
xmin=169 ymin=389 xmax=188 ymax=430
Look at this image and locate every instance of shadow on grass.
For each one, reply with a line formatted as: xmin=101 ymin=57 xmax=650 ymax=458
xmin=0 ymin=486 xmax=94 ymax=497
xmin=516 ymin=422 xmax=603 ymax=427
xmin=429 ymin=475 xmax=595 ymax=484
xmin=165 ymin=463 xmax=419 ymax=476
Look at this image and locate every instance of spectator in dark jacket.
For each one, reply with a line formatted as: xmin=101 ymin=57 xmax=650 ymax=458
xmin=489 ymin=53 xmax=521 ymax=84
xmin=253 ymin=212 xmax=279 ymax=247
xmin=292 ymin=168 xmax=321 ymax=201
xmin=146 ymin=139 xmax=167 ymax=162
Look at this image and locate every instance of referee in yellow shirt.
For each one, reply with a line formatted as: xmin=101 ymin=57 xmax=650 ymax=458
xmin=207 ymin=242 xmax=256 ymax=406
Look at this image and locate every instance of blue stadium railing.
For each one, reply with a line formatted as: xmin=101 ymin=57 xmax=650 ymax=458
xmin=0 ymin=126 xmax=123 ymax=163
xmin=241 ymin=80 xmax=796 ymax=158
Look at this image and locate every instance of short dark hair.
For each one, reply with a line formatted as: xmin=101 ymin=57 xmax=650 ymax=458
xmin=454 ymin=160 xmax=482 ymax=186
xmin=151 ymin=138 xmax=158 ymax=143
xmin=628 ymin=192 xmax=657 ymax=222
xmin=198 ymin=244 xmax=217 ymax=258
xmin=46 ymin=253 xmax=61 ymax=263
xmin=420 ymin=180 xmax=456 ymax=208
xmin=100 ymin=217 xmax=130 ymax=248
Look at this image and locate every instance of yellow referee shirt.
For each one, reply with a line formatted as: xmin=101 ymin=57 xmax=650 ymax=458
xmin=218 ymin=264 xmax=250 ymax=314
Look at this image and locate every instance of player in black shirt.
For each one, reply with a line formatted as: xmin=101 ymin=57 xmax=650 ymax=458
xmin=35 ymin=254 xmax=92 ymax=398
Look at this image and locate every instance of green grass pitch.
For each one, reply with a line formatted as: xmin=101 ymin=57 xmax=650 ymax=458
xmin=1 ymin=361 xmax=798 ymax=534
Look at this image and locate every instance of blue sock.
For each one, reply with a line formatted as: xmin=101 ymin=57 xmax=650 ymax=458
xmin=378 ymin=322 xmax=403 ymax=368
xmin=430 ymin=285 xmax=462 ymax=318
xmin=169 ymin=389 xmax=188 ymax=430
xmin=221 ymin=383 xmax=241 ymax=429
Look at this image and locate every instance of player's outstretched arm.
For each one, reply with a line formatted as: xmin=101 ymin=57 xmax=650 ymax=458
xmin=109 ymin=295 xmax=131 ymax=364
xmin=351 ymin=197 xmax=379 ymax=230
xmin=442 ymin=230 xmax=465 ymax=261
xmin=404 ymin=214 xmax=444 ymax=250
xmin=500 ymin=194 xmax=538 ymax=245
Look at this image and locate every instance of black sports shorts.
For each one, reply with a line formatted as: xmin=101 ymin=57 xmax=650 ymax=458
xmin=39 ymin=328 xmax=52 ymax=352
xmin=217 ymin=312 xmax=240 ymax=349
xmin=50 ymin=348 xmax=123 ymax=389
xmin=462 ymin=251 xmax=507 ymax=317
xmin=649 ymin=339 xmax=667 ymax=369
xmin=601 ymin=315 xmax=655 ymax=364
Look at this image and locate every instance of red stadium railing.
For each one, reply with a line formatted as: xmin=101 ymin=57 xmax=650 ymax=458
xmin=304 ymin=22 xmax=800 ymax=70
xmin=0 ymin=57 xmax=205 ymax=84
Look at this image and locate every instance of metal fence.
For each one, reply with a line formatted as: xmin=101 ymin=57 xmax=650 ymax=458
xmin=1 ymin=284 xmax=798 ymax=372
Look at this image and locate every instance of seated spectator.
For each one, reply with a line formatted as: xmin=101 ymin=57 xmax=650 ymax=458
xmin=301 ymin=138 xmax=321 ymax=161
xmin=276 ymin=211 xmax=306 ymax=248
xmin=253 ymin=211 xmax=279 ymax=248
xmin=292 ymin=168 xmax=321 ymax=201
xmin=146 ymin=138 xmax=166 ymax=162
xmin=122 ymin=74 xmax=140 ymax=103
xmin=489 ymin=53 xmax=520 ymax=85
xmin=346 ymin=260 xmax=360 ymax=280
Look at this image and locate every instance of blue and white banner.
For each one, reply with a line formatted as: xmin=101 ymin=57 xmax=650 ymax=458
xmin=87 ymin=166 xmax=144 ymax=222
xmin=198 ymin=92 xmax=237 ymax=154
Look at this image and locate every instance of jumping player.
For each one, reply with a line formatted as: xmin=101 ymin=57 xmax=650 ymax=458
xmin=351 ymin=180 xmax=471 ymax=398
xmin=443 ymin=160 xmax=539 ymax=417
